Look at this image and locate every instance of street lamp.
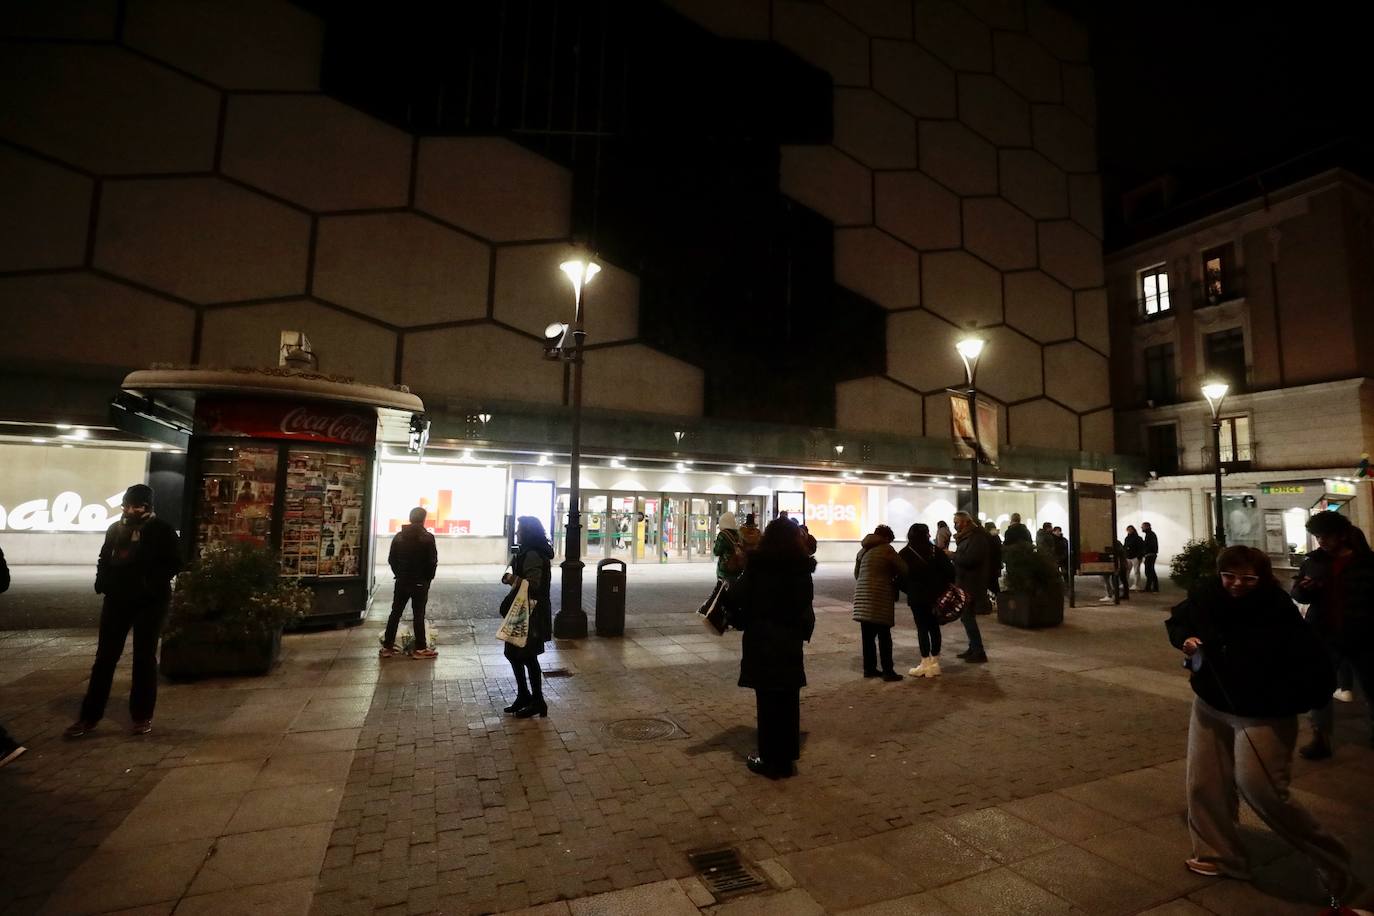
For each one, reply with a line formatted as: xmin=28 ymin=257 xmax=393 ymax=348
xmin=551 ymin=256 xmax=600 ymax=639
xmin=955 ymin=335 xmax=986 ymax=518
xmin=1202 ymin=379 xmax=1230 ymax=546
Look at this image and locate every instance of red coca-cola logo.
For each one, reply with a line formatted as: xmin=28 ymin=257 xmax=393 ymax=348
xmin=280 ymin=407 xmax=372 ymax=444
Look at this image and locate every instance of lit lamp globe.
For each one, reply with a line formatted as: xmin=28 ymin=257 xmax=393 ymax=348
xmin=1201 ymin=380 xmax=1230 ymax=416
xmin=559 ymin=259 xmax=600 ymax=300
xmin=955 ymin=336 xmax=985 ymax=381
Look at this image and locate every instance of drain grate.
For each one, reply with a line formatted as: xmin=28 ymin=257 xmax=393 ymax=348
xmin=542 ymin=667 xmax=573 ymax=678
xmin=688 ymin=847 xmax=767 ymax=898
xmin=602 ymin=716 xmax=684 ymax=742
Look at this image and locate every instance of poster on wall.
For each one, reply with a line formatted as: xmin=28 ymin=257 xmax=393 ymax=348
xmin=804 ymin=483 xmax=866 ymax=540
xmin=950 ymin=395 xmax=999 ymax=465
xmin=376 ymin=462 xmax=507 ymax=537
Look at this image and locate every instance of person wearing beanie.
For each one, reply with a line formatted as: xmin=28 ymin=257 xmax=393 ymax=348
xmin=66 ymin=483 xmax=182 ymax=738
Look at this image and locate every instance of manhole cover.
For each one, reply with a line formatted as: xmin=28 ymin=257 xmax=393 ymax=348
xmin=688 ymin=848 xmax=767 ymax=898
xmin=602 ymin=716 xmax=683 ymax=741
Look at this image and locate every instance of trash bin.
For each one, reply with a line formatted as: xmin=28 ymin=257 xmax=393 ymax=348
xmin=595 ymin=557 xmax=627 ymax=637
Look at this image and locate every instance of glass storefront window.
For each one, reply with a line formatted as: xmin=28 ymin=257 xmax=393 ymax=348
xmin=196 ymin=443 xmax=277 ymax=551
xmin=375 ymin=462 xmax=507 ymax=537
xmin=281 ymin=447 xmax=365 ymax=578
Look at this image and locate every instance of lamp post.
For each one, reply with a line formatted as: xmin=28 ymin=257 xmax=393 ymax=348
xmin=1202 ymin=380 xmax=1230 ymax=546
xmin=955 ymin=335 xmax=986 ymax=519
xmin=552 ymin=257 xmax=600 ymax=638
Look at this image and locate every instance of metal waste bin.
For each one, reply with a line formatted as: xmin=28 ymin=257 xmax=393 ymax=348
xmin=595 ymin=557 xmax=627 ymax=637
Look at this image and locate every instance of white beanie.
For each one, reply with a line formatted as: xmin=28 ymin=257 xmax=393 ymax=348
xmin=718 ymin=512 xmax=738 ymax=531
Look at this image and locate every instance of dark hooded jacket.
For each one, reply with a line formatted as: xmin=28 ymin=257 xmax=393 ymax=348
xmin=388 ymin=522 xmax=438 ymax=583
xmin=729 ymin=551 xmax=816 ymax=690
xmin=504 ymin=539 xmax=556 ymax=658
xmin=898 ymin=542 xmax=955 ymax=609
xmin=1292 ymin=535 xmax=1374 ymax=650
xmin=1165 ymin=579 xmax=1334 ymax=717
xmin=1003 ymin=522 xmax=1032 ymax=547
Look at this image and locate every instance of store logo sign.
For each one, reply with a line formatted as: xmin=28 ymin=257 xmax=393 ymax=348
xmin=280 ymin=407 xmax=372 ymax=445
xmin=0 ymin=491 xmax=123 ymax=531
xmin=809 ymin=502 xmax=858 ymax=523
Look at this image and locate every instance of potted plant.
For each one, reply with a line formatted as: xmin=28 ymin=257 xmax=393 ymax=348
xmin=160 ymin=542 xmax=312 ymax=679
xmin=996 ymin=542 xmax=1064 ymax=628
xmin=1169 ymin=538 xmax=1219 ymax=593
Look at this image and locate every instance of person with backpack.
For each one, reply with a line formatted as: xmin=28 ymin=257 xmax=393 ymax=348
xmin=713 ymin=512 xmax=746 ymax=583
xmin=380 ymin=506 xmax=439 ymax=659
xmin=852 ymin=525 xmax=908 ymax=680
xmin=1165 ymin=546 xmax=1357 ymax=909
xmin=898 ymin=523 xmax=956 ymax=678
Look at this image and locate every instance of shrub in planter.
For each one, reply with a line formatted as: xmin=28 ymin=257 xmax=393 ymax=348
xmin=1170 ymin=538 xmax=1219 ymax=593
xmin=161 ymin=543 xmax=312 ymax=679
xmin=997 ymin=542 xmax=1064 ymax=628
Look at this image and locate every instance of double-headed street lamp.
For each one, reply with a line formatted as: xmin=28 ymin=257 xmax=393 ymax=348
xmin=1201 ymin=379 xmax=1230 ymax=546
xmin=955 ymin=335 xmax=986 ymax=518
xmin=545 ymin=256 xmax=600 ymax=639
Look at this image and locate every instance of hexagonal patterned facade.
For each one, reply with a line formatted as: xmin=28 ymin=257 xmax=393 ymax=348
xmin=671 ymin=0 xmax=1113 ymax=453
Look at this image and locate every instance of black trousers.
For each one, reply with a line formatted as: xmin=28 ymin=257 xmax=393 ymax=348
xmin=859 ymin=622 xmax=895 ymax=674
xmin=1144 ymin=555 xmax=1159 ymax=591
xmin=80 ymin=597 xmax=166 ymax=723
xmin=755 ymin=687 xmax=800 ymax=766
xmin=384 ymin=580 xmax=430 ymax=649
xmin=911 ymin=605 xmax=941 ymax=657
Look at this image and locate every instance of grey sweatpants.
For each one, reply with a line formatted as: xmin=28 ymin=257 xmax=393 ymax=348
xmin=1186 ymin=697 xmax=1351 ymax=898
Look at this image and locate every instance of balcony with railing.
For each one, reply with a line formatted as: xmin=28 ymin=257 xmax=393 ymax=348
xmin=1201 ymin=441 xmax=1255 ymax=473
xmin=1191 ymin=274 xmax=1246 ymax=308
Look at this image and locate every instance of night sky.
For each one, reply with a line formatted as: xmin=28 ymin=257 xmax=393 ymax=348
xmin=1081 ymin=0 xmax=1374 ymax=246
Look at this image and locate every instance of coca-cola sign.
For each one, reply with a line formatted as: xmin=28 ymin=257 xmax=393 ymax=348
xmin=196 ymin=399 xmax=377 ymax=447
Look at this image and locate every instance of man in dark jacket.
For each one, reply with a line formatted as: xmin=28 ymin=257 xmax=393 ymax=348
xmin=1141 ymin=522 xmax=1160 ymax=592
xmin=1035 ymin=522 xmax=1055 ymax=556
xmin=66 ymin=484 xmax=182 ymax=737
xmin=1003 ymin=513 xmax=1032 ymax=547
xmin=951 ymin=512 xmax=990 ymax=663
xmin=382 ymin=507 xmax=439 ymax=658
xmin=1292 ymin=511 xmax=1374 ymax=759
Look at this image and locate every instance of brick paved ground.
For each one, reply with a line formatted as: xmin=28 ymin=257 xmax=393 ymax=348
xmin=2 ymin=564 xmax=1372 ymax=916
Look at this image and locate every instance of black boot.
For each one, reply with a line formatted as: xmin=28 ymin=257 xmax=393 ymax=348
xmin=503 ymin=694 xmax=532 ymax=715
xmin=514 ymin=698 xmax=547 ymax=719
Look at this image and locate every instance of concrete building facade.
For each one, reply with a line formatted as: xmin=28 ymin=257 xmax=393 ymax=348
xmin=1108 ymin=169 xmax=1374 ymax=568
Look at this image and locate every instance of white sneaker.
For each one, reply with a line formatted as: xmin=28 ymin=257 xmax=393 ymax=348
xmin=908 ymin=658 xmax=930 ymax=677
xmin=924 ymin=657 xmax=941 ymax=677
xmin=1098 ymin=595 xmax=1115 ymax=603
xmin=1334 ymin=688 xmax=1355 ymax=703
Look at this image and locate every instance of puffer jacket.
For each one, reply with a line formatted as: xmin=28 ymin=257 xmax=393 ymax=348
xmin=851 ymin=534 xmax=908 ymax=626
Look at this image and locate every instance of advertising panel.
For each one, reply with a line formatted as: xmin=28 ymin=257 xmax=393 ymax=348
xmin=376 ymin=462 xmax=507 ymax=536
xmin=195 ymin=398 xmax=377 ymax=447
xmin=950 ymin=395 xmax=999 ymax=465
xmin=0 ymin=443 xmax=147 ymax=532
xmin=803 ymin=482 xmax=866 ymax=540
xmin=512 ymin=479 xmax=556 ymax=542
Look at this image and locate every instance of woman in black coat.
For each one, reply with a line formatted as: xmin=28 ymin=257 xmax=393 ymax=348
xmin=727 ymin=518 xmax=816 ymax=779
xmin=500 ymin=516 xmax=556 ymax=719
xmin=1164 ymin=546 xmax=1354 ymax=905
xmin=898 ymin=523 xmax=955 ymax=678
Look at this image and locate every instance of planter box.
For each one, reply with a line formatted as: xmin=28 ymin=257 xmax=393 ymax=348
xmin=996 ymin=589 xmax=1064 ymax=629
xmin=160 ymin=628 xmax=282 ymax=679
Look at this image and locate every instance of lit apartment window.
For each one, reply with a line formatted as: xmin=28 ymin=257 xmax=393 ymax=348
xmin=1143 ymin=343 xmax=1176 ymax=405
xmin=1201 ymin=243 xmax=1238 ymax=305
xmin=1218 ymin=415 xmax=1251 ymax=465
xmin=1140 ymin=265 xmax=1170 ymax=317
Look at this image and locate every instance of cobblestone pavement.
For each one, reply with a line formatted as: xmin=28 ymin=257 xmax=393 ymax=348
xmin=2 ymin=564 xmax=1372 ymax=916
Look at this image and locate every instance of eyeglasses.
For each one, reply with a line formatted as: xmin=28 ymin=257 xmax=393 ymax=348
xmin=1220 ymin=572 xmax=1260 ymax=585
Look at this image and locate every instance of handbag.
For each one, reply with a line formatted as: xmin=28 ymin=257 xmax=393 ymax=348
xmin=498 ymin=566 xmax=520 ymax=617
xmin=497 ymin=579 xmax=531 ymax=647
xmin=933 ymin=584 xmax=969 ymax=625
xmin=698 ymin=579 xmax=729 ymax=635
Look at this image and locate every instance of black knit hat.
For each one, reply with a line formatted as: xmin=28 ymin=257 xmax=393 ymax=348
xmin=123 ymin=484 xmax=154 ymax=508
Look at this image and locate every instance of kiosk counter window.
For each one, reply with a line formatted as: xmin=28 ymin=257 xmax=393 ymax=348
xmin=196 ymin=444 xmax=279 ymax=551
